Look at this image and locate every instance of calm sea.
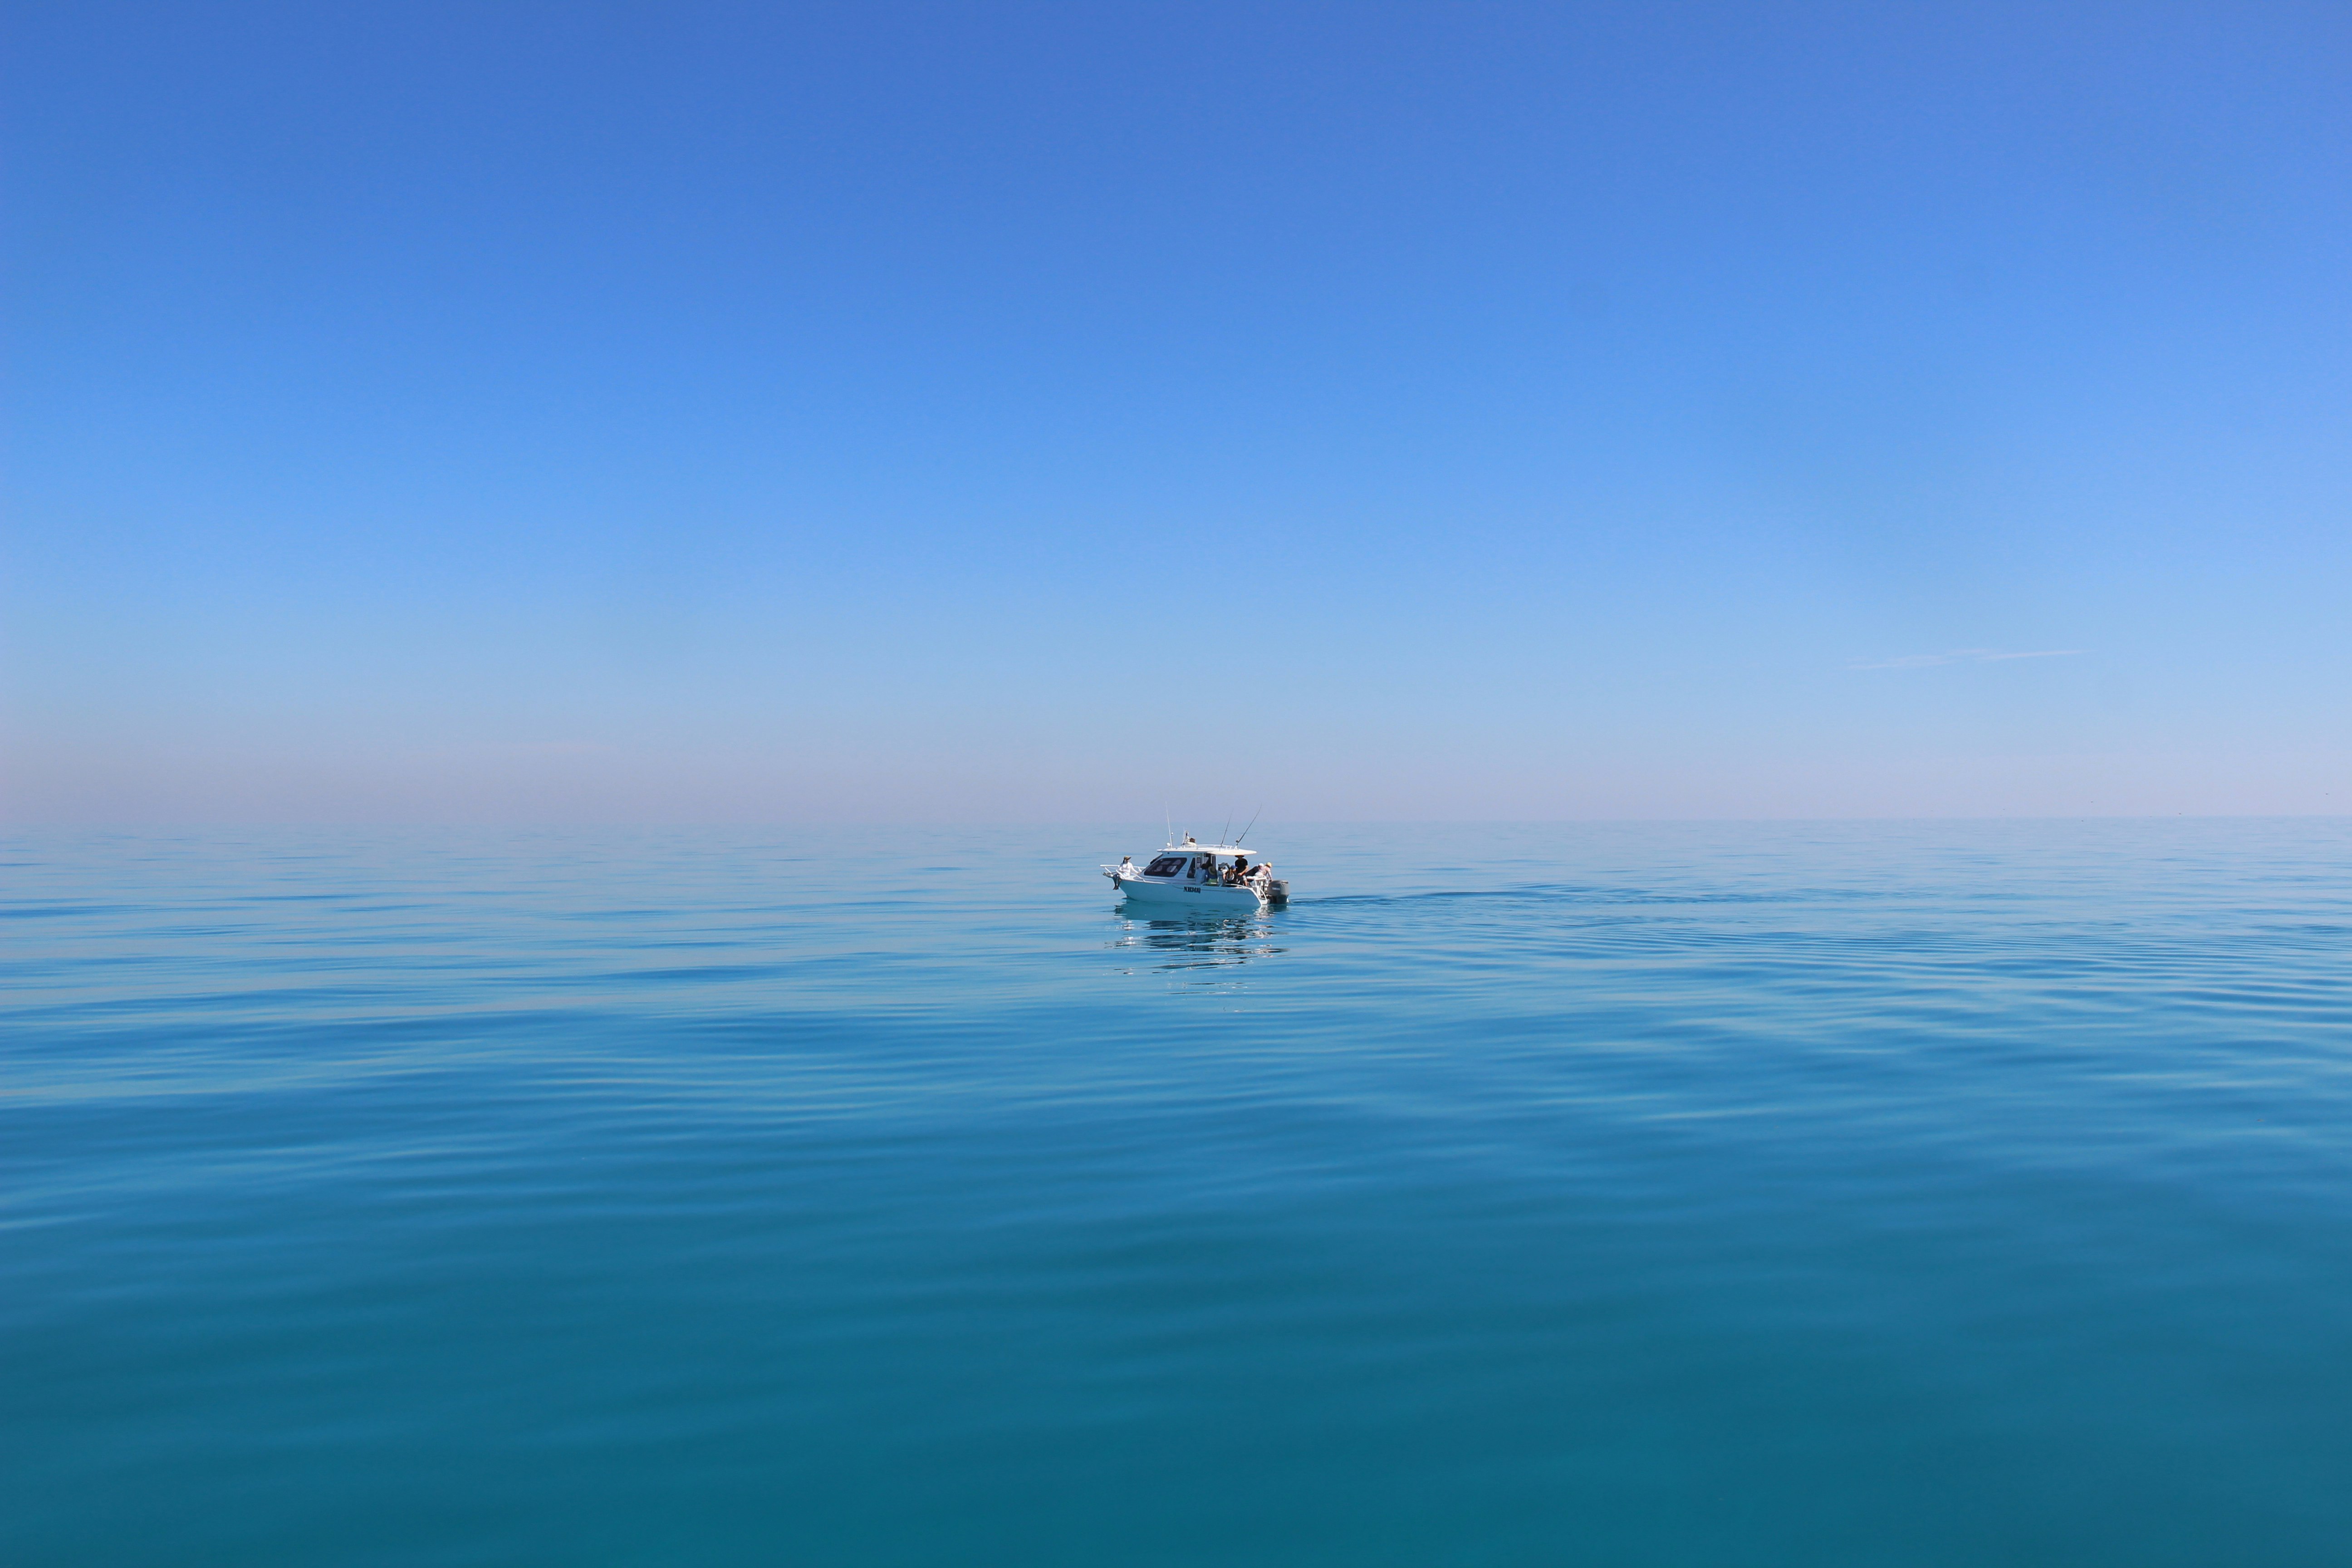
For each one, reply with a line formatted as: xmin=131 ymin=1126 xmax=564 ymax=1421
xmin=6 ymin=822 xmax=2350 ymax=1565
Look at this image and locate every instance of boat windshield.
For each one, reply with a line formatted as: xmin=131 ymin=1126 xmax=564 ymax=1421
xmin=1142 ymin=856 xmax=1187 ymax=877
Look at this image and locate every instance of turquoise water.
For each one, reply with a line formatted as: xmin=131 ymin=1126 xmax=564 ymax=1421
xmin=6 ymin=822 xmax=2350 ymax=1565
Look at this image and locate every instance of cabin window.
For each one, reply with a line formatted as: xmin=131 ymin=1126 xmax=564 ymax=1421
xmin=1143 ymin=856 xmax=1187 ymax=877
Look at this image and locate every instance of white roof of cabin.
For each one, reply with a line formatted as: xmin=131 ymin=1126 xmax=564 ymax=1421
xmin=1159 ymin=844 xmax=1258 ymax=854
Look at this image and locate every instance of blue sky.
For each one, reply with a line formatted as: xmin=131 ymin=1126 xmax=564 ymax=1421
xmin=6 ymin=1 xmax=2347 ymax=822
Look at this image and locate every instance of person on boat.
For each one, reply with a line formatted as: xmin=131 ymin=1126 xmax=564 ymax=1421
xmin=1230 ymin=855 xmax=1250 ymax=885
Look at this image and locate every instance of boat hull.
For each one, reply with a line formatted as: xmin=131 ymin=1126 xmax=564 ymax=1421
xmin=1112 ymin=875 xmax=1264 ymax=911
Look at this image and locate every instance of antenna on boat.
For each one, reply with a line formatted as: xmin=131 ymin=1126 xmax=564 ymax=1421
xmin=1166 ymin=804 xmax=1173 ymax=848
xmin=1221 ymin=808 xmax=1233 ymax=847
xmin=1235 ymin=804 xmax=1261 ymax=846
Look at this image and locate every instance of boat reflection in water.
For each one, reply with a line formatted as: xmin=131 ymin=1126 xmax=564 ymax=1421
xmin=1107 ymin=909 xmax=1287 ymax=979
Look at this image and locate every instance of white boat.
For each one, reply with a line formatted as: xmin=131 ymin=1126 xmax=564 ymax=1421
xmin=1103 ymin=837 xmax=1289 ymax=909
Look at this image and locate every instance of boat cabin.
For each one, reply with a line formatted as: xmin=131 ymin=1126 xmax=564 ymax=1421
xmin=1134 ymin=842 xmax=1264 ymax=886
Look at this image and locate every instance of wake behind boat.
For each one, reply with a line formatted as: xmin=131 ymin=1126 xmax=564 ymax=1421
xmin=1103 ymin=836 xmax=1289 ymax=909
